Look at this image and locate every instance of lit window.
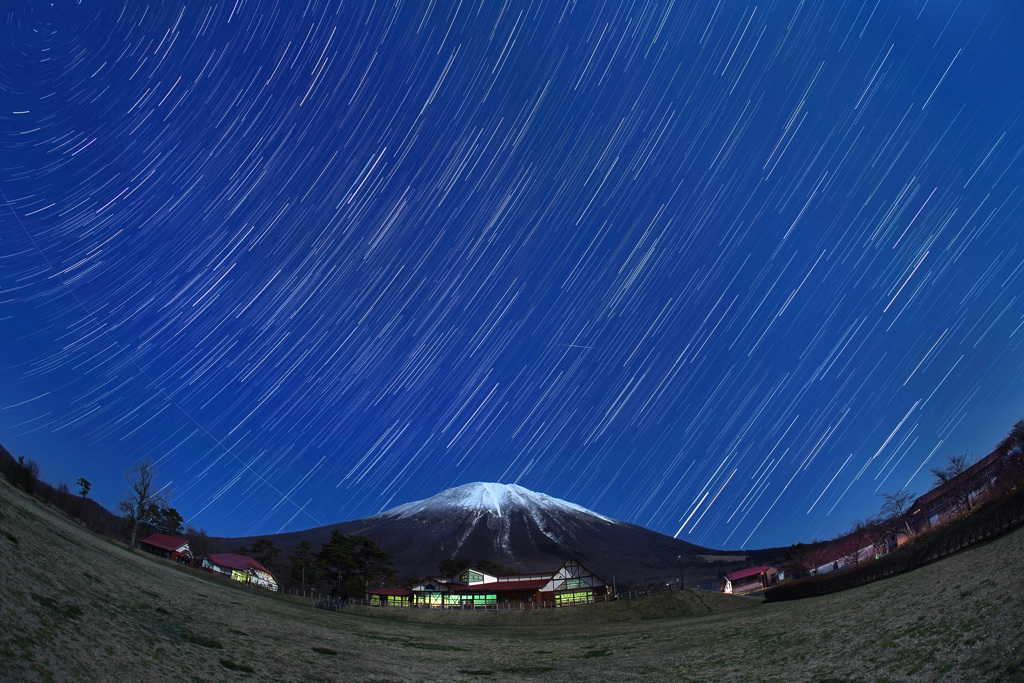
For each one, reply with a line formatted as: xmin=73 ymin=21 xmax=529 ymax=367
xmin=555 ymin=591 xmax=594 ymax=606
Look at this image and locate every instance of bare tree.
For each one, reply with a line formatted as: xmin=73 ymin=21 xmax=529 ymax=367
xmin=930 ymin=451 xmax=974 ymax=514
xmin=57 ymin=482 xmax=71 ymax=510
xmin=117 ymin=460 xmax=166 ymax=549
xmin=840 ymin=520 xmax=873 ymax=567
xmin=863 ymin=516 xmax=893 ymax=557
xmin=879 ymin=487 xmax=917 ymax=540
xmin=785 ymin=541 xmax=831 ymax=576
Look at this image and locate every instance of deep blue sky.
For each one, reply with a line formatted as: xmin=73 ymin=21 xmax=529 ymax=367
xmin=2 ymin=1 xmax=1022 ymax=550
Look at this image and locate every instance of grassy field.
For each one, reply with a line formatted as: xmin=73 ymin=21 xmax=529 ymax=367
xmin=2 ymin=480 xmax=1022 ymax=682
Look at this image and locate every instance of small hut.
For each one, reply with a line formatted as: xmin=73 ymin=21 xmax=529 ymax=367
xmin=722 ymin=566 xmax=777 ymax=594
xmin=138 ymin=533 xmax=193 ymax=563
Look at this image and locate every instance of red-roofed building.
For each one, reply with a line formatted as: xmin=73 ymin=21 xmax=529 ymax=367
xmin=138 ymin=533 xmax=192 ymax=563
xmin=201 ymin=553 xmax=279 ymax=591
xmin=722 ymin=566 xmax=777 ymax=594
xmin=368 ymin=587 xmax=414 ymax=606
xmin=374 ymin=559 xmax=608 ymax=608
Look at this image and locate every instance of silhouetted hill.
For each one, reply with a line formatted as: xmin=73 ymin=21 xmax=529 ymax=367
xmin=0 ymin=442 xmax=125 ymax=538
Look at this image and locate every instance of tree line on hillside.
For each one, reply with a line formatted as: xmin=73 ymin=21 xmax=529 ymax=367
xmin=235 ymin=532 xmax=395 ymax=598
xmin=0 ymin=448 xmax=397 ymax=597
xmin=229 ymin=538 xmax=520 ymax=598
xmin=0 ymin=445 xmax=125 ymax=537
xmin=784 ymin=418 xmax=1024 ymax=578
xmin=0 ymin=448 xmax=213 ymax=555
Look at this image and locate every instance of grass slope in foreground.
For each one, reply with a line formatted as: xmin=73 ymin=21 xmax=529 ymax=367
xmin=1 ymin=479 xmax=1022 ymax=682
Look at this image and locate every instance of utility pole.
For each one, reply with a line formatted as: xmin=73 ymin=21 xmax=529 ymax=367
xmin=678 ymin=555 xmax=684 ymax=590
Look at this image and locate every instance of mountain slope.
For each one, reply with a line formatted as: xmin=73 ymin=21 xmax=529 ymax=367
xmin=222 ymin=482 xmax=781 ymax=587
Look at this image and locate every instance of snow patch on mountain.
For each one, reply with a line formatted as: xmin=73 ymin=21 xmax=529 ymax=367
xmin=451 ymin=509 xmax=484 ymax=556
xmin=376 ymin=482 xmax=618 ymax=525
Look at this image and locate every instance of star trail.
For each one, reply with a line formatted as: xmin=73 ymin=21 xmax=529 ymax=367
xmin=2 ymin=1 xmax=1023 ymax=549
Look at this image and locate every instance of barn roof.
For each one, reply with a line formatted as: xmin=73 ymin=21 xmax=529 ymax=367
xmin=206 ymin=553 xmax=272 ymax=574
xmin=368 ymin=588 xmax=414 ymax=596
xmin=725 ymin=566 xmax=771 ymax=582
xmin=139 ymin=533 xmax=189 ymax=552
xmin=451 ymin=578 xmax=551 ymax=593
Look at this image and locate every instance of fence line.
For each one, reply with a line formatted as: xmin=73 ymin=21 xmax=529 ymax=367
xmin=314 ymin=595 xmax=615 ymax=612
xmin=311 ymin=583 xmax=691 ymax=612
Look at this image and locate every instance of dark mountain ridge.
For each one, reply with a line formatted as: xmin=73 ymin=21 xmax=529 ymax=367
xmin=218 ymin=482 xmax=785 ymax=588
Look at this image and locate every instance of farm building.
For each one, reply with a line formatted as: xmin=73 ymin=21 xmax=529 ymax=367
xmin=138 ymin=533 xmax=192 ymax=563
xmin=813 ymin=544 xmax=877 ymax=576
xmin=911 ymin=446 xmax=1009 ymax=531
xmin=367 ymin=588 xmax=413 ymax=606
xmin=370 ymin=558 xmax=608 ymax=608
xmin=201 ymin=553 xmax=279 ymax=591
xmin=722 ymin=566 xmax=777 ymax=594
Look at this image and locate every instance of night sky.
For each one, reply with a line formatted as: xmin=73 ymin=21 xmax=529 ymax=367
xmin=3 ymin=1 xmax=1023 ymax=550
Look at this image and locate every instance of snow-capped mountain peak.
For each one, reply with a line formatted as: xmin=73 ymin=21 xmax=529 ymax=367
xmin=224 ymin=481 xmax=718 ymax=587
xmin=376 ymin=482 xmax=617 ymax=524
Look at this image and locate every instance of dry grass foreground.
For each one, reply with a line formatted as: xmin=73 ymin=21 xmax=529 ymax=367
xmin=1 ymin=480 xmax=1022 ymax=682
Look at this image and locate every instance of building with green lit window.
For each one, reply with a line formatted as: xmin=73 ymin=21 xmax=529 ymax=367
xmin=369 ymin=559 xmax=608 ymax=608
